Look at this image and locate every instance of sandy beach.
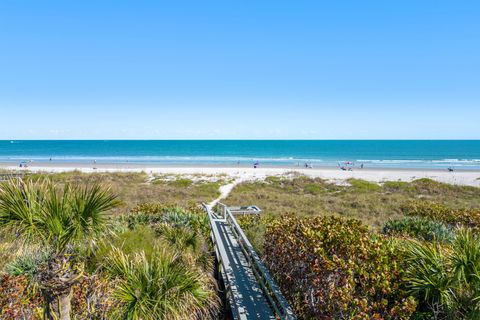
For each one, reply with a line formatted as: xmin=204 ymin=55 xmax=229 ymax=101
xmin=1 ymin=161 xmax=480 ymax=187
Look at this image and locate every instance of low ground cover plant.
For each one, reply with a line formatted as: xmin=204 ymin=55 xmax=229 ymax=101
xmin=383 ymin=216 xmax=455 ymax=242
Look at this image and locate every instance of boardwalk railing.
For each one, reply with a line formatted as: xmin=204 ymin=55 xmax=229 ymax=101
xmin=203 ymin=202 xmax=295 ymax=320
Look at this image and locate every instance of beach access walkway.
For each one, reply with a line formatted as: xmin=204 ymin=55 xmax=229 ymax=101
xmin=203 ymin=202 xmax=295 ymax=320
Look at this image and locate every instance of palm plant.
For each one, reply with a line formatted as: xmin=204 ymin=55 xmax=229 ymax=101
xmin=451 ymin=229 xmax=480 ymax=319
xmin=404 ymin=240 xmax=454 ymax=317
xmin=404 ymin=229 xmax=480 ymax=319
xmin=155 ymin=223 xmax=212 ymax=270
xmin=0 ymin=178 xmax=119 ymax=320
xmin=104 ymin=246 xmax=218 ymax=320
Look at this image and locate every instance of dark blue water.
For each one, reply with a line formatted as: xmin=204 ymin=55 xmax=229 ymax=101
xmin=1 ymin=140 xmax=479 ymax=169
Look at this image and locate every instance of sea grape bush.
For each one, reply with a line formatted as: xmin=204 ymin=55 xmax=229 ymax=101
xmin=264 ymin=214 xmax=417 ymax=319
xmin=382 ymin=217 xmax=454 ymax=242
xmin=403 ymin=201 xmax=480 ymax=230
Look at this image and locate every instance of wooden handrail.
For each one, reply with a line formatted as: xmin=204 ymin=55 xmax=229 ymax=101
xmin=207 ymin=202 xmax=296 ymax=320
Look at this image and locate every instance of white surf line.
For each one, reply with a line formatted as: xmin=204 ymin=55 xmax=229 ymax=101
xmin=208 ymin=178 xmax=243 ymax=208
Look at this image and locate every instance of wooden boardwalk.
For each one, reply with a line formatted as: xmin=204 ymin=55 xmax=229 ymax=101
xmin=204 ymin=203 xmax=295 ymax=320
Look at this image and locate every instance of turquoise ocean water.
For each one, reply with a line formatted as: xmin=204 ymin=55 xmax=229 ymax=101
xmin=1 ymin=140 xmax=480 ymax=170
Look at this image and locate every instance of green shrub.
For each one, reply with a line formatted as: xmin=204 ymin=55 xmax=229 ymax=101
xmin=264 ymin=214 xmax=417 ymax=319
xmin=236 ymin=214 xmax=272 ymax=254
xmin=410 ymin=178 xmax=452 ymax=194
xmin=123 ymin=203 xmax=209 ymax=236
xmin=194 ymin=182 xmax=221 ymax=198
xmin=89 ymin=225 xmax=160 ymax=271
xmin=383 ymin=181 xmax=413 ymax=192
xmin=403 ymin=201 xmax=480 ymax=230
xmin=168 ymin=178 xmax=194 ymax=188
xmin=383 ymin=217 xmax=455 ymax=242
xmin=347 ymin=178 xmax=381 ymax=192
xmin=304 ymin=183 xmax=324 ymax=195
xmin=117 ymin=203 xmax=212 ymax=271
xmin=265 ymin=176 xmax=283 ymax=185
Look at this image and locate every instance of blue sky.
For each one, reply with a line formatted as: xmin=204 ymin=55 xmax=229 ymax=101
xmin=0 ymin=0 xmax=479 ymax=139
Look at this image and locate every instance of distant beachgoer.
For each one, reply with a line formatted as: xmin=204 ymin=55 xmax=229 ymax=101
xmin=360 ymin=163 xmax=364 ymax=169
xmin=254 ymin=162 xmax=259 ymax=168
xmin=448 ymin=167 xmax=454 ymax=172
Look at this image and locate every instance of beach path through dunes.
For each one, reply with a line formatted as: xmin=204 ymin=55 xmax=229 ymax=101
xmin=209 ymin=178 xmax=244 ymax=208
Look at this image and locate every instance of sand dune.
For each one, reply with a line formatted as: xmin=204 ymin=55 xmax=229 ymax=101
xmin=1 ymin=162 xmax=479 ymax=187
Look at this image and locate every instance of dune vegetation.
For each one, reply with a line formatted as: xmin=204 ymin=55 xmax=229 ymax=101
xmin=1 ymin=171 xmax=480 ymax=319
xmin=0 ymin=175 xmax=219 ymax=319
xmin=227 ymin=175 xmax=480 ymax=229
xmin=229 ymin=176 xmax=480 ymax=319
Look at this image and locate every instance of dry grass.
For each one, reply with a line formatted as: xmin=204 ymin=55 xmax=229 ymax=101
xmin=22 ymin=171 xmax=221 ymax=215
xmin=225 ymin=176 xmax=480 ymax=229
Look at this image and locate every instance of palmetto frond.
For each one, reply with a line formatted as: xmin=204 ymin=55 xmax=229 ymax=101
xmin=105 ymin=245 xmax=218 ymax=320
xmin=0 ymin=178 xmax=119 ymax=253
xmin=404 ymin=240 xmax=455 ymax=307
xmin=405 ymin=230 xmax=480 ymax=318
xmin=451 ymin=228 xmax=480 ymax=285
